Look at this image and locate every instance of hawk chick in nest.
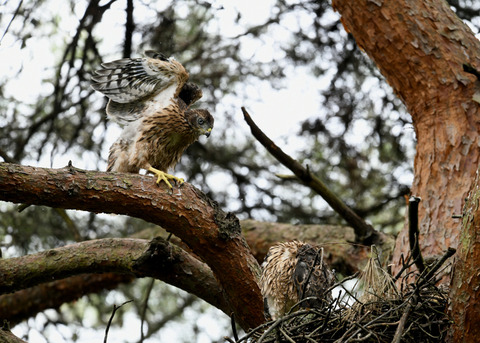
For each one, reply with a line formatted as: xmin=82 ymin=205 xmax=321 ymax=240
xmin=91 ymin=51 xmax=214 ymax=188
xmin=260 ymin=241 xmax=336 ymax=320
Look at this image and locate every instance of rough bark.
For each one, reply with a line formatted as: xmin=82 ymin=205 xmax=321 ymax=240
xmin=0 ymin=328 xmax=27 ymax=343
xmin=0 ymin=238 xmax=144 ymax=294
xmin=449 ymin=170 xmax=480 ymax=342
xmin=0 ymin=162 xmax=263 ymax=330
xmin=332 ymin=0 xmax=480 ymax=279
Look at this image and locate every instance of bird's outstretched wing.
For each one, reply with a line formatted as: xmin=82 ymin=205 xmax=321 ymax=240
xmin=91 ymin=51 xmax=190 ymax=124
xmin=91 ymin=51 xmax=188 ymax=103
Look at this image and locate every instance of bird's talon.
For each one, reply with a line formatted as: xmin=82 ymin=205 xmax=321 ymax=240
xmin=149 ymin=166 xmax=183 ymax=189
xmin=155 ymin=175 xmax=173 ymax=189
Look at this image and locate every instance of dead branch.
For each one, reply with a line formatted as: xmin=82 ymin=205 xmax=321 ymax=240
xmin=241 ymin=107 xmax=378 ymax=245
xmin=392 ymin=302 xmax=413 ymax=343
xmin=408 ymin=196 xmax=425 ymax=273
xmin=104 ymin=300 xmax=133 ymax=343
xmin=417 ymin=247 xmax=456 ymax=288
xmin=0 ymin=162 xmax=263 ymax=330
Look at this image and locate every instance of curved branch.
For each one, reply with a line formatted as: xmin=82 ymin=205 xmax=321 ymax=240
xmin=0 ymin=162 xmax=264 ymax=330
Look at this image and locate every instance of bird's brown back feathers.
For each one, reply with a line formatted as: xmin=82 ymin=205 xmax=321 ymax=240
xmin=260 ymin=241 xmax=335 ymax=320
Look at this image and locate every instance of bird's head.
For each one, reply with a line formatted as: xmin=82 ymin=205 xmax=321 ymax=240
xmin=186 ymin=109 xmax=214 ymax=138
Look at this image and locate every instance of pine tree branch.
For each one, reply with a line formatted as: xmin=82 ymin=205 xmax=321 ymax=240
xmin=0 ymin=162 xmax=264 ymax=330
xmin=241 ymin=107 xmax=379 ymax=244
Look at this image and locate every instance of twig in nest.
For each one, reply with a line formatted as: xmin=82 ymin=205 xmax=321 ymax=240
xmin=334 ymin=310 xmax=372 ymax=343
xmin=392 ymin=302 xmax=413 ymax=343
xmin=299 ymin=247 xmax=322 ymax=301
xmin=393 ymin=253 xmax=415 ymax=283
xmin=279 ymin=327 xmax=296 ymax=343
xmin=257 ymin=317 xmax=285 ymax=343
xmin=288 ymin=296 xmax=321 ymax=315
xmin=104 ymin=300 xmax=133 ymax=343
xmin=241 ymin=106 xmax=376 ymax=244
xmin=230 ymin=312 xmax=239 ymax=342
xmin=408 ymin=196 xmax=425 ymax=273
xmin=416 ymin=247 xmax=456 ymax=287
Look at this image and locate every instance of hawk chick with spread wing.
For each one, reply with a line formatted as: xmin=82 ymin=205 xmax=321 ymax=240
xmin=91 ymin=51 xmax=213 ymax=188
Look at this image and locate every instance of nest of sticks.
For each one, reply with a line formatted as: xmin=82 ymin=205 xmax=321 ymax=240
xmin=230 ymin=243 xmax=454 ymax=343
xmin=225 ymin=197 xmax=455 ymax=343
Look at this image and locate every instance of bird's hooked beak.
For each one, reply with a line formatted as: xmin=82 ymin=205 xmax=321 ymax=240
xmin=204 ymin=127 xmax=212 ymax=138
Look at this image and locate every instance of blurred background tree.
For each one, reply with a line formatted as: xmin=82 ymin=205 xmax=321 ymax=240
xmin=0 ymin=0 xmax=478 ymax=341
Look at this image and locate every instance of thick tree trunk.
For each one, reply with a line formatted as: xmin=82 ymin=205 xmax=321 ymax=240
xmin=449 ymin=170 xmax=480 ymax=342
xmin=332 ymin=0 xmax=480 ymax=338
xmin=332 ymin=0 xmax=480 ymax=278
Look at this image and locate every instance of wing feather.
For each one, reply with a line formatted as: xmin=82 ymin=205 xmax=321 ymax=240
xmin=91 ymin=51 xmax=188 ymax=104
xmin=91 ymin=51 xmax=190 ymax=125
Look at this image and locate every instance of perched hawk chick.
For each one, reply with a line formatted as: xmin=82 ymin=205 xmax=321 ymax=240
xmin=91 ymin=51 xmax=213 ymax=188
xmin=260 ymin=241 xmax=335 ymax=320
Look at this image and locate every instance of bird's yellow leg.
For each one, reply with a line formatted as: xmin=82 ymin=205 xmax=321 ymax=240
xmin=148 ymin=166 xmax=184 ymax=188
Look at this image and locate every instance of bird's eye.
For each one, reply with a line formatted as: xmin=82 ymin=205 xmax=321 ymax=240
xmin=197 ymin=118 xmax=205 ymax=125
